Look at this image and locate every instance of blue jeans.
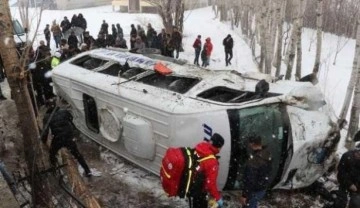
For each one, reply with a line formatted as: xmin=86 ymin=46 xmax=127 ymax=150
xmin=245 ymin=190 xmax=266 ymax=208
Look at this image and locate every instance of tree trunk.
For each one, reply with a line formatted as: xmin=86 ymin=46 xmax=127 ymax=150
xmin=295 ymin=0 xmax=306 ymax=80
xmin=285 ymin=0 xmax=299 ymax=80
xmin=61 ymin=150 xmax=101 ymax=208
xmin=313 ymin=0 xmax=323 ymax=74
xmin=275 ymin=0 xmax=287 ymax=77
xmin=345 ymin=17 xmax=360 ymax=149
xmin=0 ymin=0 xmax=51 ymax=206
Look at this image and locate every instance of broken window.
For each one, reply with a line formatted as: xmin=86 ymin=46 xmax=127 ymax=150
xmin=72 ymin=55 xmax=108 ymax=70
xmin=197 ymin=86 xmax=281 ymax=103
xmin=224 ymin=104 xmax=289 ymax=190
xmin=98 ymin=63 xmax=127 ymax=77
xmin=122 ymin=67 xmax=146 ymax=79
xmin=137 ymin=73 xmax=200 ymax=94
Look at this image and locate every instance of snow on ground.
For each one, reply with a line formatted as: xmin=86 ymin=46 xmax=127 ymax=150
xmin=1 ymin=4 xmax=357 ymax=208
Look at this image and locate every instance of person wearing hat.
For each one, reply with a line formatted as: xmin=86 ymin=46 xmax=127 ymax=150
xmin=188 ymin=133 xmax=225 ymax=208
xmin=240 ymin=135 xmax=272 ymax=208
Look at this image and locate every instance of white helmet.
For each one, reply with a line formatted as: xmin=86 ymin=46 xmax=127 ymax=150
xmin=54 ymin=51 xmax=61 ymax=58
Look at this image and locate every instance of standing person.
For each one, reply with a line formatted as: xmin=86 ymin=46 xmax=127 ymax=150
xmin=334 ymin=132 xmax=360 ymax=208
xmin=77 ymin=13 xmax=87 ymax=31
xmin=42 ymin=100 xmax=92 ymax=177
xmin=111 ymin=24 xmax=117 ymax=38
xmin=203 ymin=37 xmax=213 ymax=67
xmin=193 ymin=35 xmax=202 ymax=66
xmin=188 ymin=133 xmax=225 ymax=208
xmin=165 ymin=33 xmax=175 ymax=58
xmin=146 ymin=23 xmax=156 ymax=48
xmin=171 ymin=26 xmax=182 ymax=59
xmin=157 ymin=29 xmax=167 ymax=56
xmin=67 ymin=31 xmax=78 ymax=49
xmin=77 ymin=13 xmax=87 ymax=43
xmin=51 ymin=20 xmax=62 ymax=49
xmin=44 ymin=24 xmax=51 ymax=49
xmin=240 ymin=135 xmax=272 ymax=208
xmin=223 ymin=34 xmax=233 ymax=66
xmin=60 ymin=16 xmax=71 ymax=38
xmin=101 ymin=20 xmax=109 ymax=35
xmin=116 ymin=23 xmax=123 ymax=38
xmin=130 ymin=24 xmax=137 ymax=49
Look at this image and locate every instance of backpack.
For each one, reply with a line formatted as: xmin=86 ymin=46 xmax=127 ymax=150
xmin=160 ymin=147 xmax=215 ymax=198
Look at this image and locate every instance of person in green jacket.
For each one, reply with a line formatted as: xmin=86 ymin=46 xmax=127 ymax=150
xmin=51 ymin=52 xmax=61 ymax=68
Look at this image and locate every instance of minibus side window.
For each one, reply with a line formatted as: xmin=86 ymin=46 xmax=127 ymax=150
xmin=224 ymin=104 xmax=289 ymax=190
xmin=72 ymin=55 xmax=108 ymax=70
xmin=83 ymin=94 xmax=99 ymax=133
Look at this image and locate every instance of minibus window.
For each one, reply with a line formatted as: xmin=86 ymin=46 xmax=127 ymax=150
xmin=72 ymin=55 xmax=108 ymax=70
xmin=224 ymin=104 xmax=289 ymax=190
xmin=137 ymin=73 xmax=200 ymax=94
xmin=197 ymin=86 xmax=281 ymax=103
xmin=83 ymin=94 xmax=99 ymax=133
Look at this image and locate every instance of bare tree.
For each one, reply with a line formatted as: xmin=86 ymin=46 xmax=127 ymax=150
xmin=313 ymin=0 xmax=323 ymax=74
xmin=0 ymin=0 xmax=51 ymax=206
xmin=274 ymin=0 xmax=287 ymax=77
xmin=285 ymin=0 xmax=299 ymax=80
xmin=346 ymin=17 xmax=360 ymax=148
xmin=145 ymin=0 xmax=185 ymax=33
xmin=295 ymin=0 xmax=306 ymax=80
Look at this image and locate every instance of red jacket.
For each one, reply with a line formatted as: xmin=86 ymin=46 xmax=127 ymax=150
xmin=193 ymin=38 xmax=201 ymax=49
xmin=204 ymin=38 xmax=213 ymax=56
xmin=195 ymin=142 xmax=222 ymax=201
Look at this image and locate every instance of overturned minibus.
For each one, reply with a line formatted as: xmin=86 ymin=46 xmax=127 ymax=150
xmin=51 ymin=48 xmax=340 ymax=191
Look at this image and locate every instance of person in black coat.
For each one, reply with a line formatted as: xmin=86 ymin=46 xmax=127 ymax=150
xmin=240 ymin=135 xmax=272 ymax=208
xmin=335 ymin=138 xmax=360 ymax=208
xmin=171 ymin=27 xmax=182 ymax=59
xmin=130 ymin=24 xmax=137 ymax=49
xmin=60 ymin=16 xmax=71 ymax=35
xmin=101 ymin=20 xmax=109 ymax=35
xmin=42 ymin=102 xmax=91 ymax=177
xmin=223 ymin=34 xmax=234 ymax=66
xmin=44 ymin=24 xmax=51 ymax=48
xmin=67 ymin=31 xmax=78 ymax=49
xmin=77 ymin=13 xmax=87 ymax=30
xmin=111 ymin=24 xmax=117 ymax=38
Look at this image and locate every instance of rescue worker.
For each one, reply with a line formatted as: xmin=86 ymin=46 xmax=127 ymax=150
xmin=51 ymin=52 xmax=61 ymax=68
xmin=188 ymin=133 xmax=225 ymax=208
xmin=334 ymin=131 xmax=360 ymax=208
xmin=42 ymin=100 xmax=92 ymax=177
xmin=240 ymin=135 xmax=272 ymax=208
